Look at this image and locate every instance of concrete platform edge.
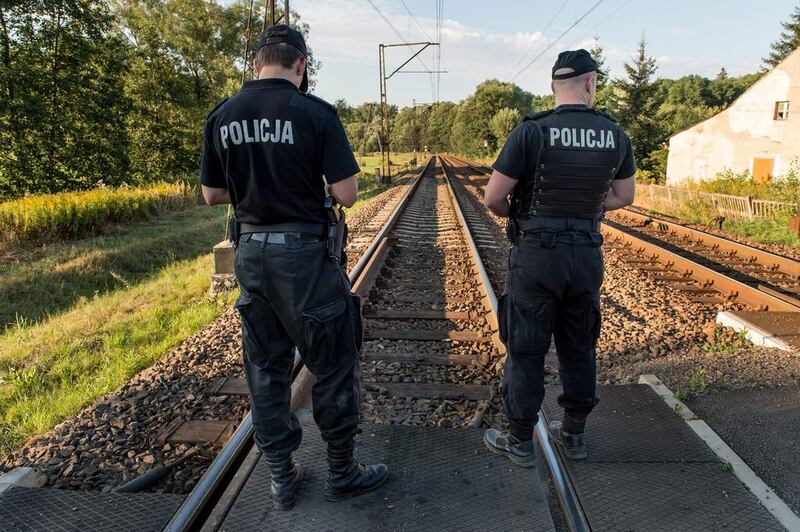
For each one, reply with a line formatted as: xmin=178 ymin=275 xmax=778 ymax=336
xmin=639 ymin=374 xmax=800 ymax=532
xmin=716 ymin=311 xmax=794 ymax=352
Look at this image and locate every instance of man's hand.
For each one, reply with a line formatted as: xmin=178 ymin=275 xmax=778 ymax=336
xmin=604 ymin=175 xmax=635 ymax=211
xmin=201 ymin=185 xmax=231 ymax=205
xmin=484 ymin=170 xmax=518 ymax=217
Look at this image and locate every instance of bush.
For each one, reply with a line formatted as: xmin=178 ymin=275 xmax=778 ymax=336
xmin=0 ymin=182 xmax=198 ymax=243
xmin=693 ymin=169 xmax=799 ymax=202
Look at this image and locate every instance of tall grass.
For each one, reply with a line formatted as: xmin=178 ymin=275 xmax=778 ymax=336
xmin=692 ymin=169 xmax=799 ymax=202
xmin=0 ymin=182 xmax=198 ymax=243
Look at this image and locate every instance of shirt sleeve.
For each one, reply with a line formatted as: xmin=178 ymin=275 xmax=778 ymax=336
xmin=615 ymin=131 xmax=636 ymax=180
xmin=200 ymin=118 xmax=227 ymax=188
xmin=322 ymin=112 xmax=360 ymax=184
xmin=492 ymin=123 xmax=539 ymax=181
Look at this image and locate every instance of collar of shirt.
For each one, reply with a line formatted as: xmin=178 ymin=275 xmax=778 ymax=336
xmin=241 ymin=78 xmax=298 ymax=92
xmin=555 ymin=103 xmax=590 ymax=110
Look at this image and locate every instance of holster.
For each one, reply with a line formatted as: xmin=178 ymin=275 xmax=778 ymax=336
xmin=505 ymin=219 xmax=520 ymax=246
xmin=325 ymin=196 xmax=348 ymax=263
xmin=228 ymin=214 xmax=241 ymax=247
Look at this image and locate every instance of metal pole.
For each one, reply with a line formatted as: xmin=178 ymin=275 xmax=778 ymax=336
xmin=268 ymin=0 xmax=275 ymax=25
xmin=284 ymin=0 xmax=289 ymax=24
xmin=379 ymin=44 xmax=389 ymax=182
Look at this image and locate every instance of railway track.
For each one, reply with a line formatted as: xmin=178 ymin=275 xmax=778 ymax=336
xmin=446 ymin=155 xmax=800 ymax=313
xmin=162 ymin=156 xmax=588 ymax=531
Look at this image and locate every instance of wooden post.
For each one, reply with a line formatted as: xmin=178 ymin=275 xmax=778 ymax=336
xmin=745 ymin=196 xmax=754 ymax=221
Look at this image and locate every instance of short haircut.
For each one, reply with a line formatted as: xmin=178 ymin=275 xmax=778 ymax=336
xmin=256 ymin=42 xmax=304 ymax=69
xmin=553 ymin=70 xmax=595 ymax=91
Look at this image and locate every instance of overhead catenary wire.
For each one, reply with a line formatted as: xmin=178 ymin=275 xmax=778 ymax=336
xmin=510 ymin=0 xmax=607 ymax=82
xmin=365 ymin=0 xmax=431 ymax=71
xmin=509 ymin=0 xmax=569 ymax=75
xmin=565 ymin=0 xmax=634 ymax=49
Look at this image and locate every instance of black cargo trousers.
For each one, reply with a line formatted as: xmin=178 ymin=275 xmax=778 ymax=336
xmin=499 ymin=223 xmax=604 ymax=439
xmin=234 ymin=232 xmax=362 ymax=455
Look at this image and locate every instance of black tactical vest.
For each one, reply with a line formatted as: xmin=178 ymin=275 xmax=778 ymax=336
xmin=511 ymin=106 xmax=625 ymax=220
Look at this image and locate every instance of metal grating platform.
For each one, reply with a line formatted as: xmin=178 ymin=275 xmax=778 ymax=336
xmin=0 ymin=486 xmax=184 ymax=532
xmin=543 ymin=384 xmax=784 ymax=531
xmin=220 ymin=423 xmax=555 ymax=531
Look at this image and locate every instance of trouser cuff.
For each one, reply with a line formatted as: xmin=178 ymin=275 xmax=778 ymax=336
xmin=509 ymin=420 xmax=534 ymax=442
xmin=562 ymin=412 xmax=586 ymax=434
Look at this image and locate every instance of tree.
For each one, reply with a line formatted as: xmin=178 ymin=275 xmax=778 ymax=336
xmin=425 ymin=101 xmax=458 ymax=152
xmin=590 ymin=38 xmax=609 ymax=88
xmin=450 ymin=80 xmax=531 ymax=156
xmin=0 ymin=0 xmax=131 ymax=199
xmin=764 ymin=5 xmax=800 ymax=68
xmin=615 ymin=37 xmax=662 ymax=170
xmin=489 ymin=108 xmax=521 ymax=148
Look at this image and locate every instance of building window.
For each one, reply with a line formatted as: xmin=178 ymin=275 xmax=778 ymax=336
xmin=774 ymin=101 xmax=790 ymax=120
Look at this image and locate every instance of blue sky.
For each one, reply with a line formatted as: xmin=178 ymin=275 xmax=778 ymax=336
xmin=285 ymin=0 xmax=798 ymax=106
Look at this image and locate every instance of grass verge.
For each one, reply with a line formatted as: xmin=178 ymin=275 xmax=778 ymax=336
xmin=0 ymin=253 xmax=236 ymax=455
xmin=1 ymin=206 xmax=229 ymax=329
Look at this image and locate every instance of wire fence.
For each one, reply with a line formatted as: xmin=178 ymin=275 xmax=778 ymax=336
xmin=634 ymin=184 xmax=796 ymax=221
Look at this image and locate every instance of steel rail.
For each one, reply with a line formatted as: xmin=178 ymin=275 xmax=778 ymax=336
xmin=447 ymin=155 xmax=800 ymax=312
xmin=163 ymin=160 xmax=432 ymax=532
xmin=615 ymin=208 xmax=800 ymax=277
xmin=440 ymin=156 xmax=591 ymax=532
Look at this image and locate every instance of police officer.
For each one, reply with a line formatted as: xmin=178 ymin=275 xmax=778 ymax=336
xmin=482 ymin=50 xmax=636 ymax=466
xmin=200 ymin=25 xmax=388 ymax=509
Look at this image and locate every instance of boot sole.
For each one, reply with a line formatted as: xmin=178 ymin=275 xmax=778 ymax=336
xmin=483 ymin=432 xmax=536 ymax=468
xmin=324 ymin=470 xmax=390 ymax=502
xmin=273 ymin=465 xmax=305 ymax=511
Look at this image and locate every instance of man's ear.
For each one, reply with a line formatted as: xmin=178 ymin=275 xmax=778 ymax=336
xmin=252 ymin=59 xmax=260 ymax=77
xmin=550 ymin=81 xmax=556 ymax=94
xmin=296 ymin=57 xmax=307 ymax=76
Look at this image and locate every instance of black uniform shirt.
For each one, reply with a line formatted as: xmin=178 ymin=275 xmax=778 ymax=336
xmin=200 ymin=78 xmax=359 ymax=225
xmin=493 ymin=104 xmax=636 ymax=182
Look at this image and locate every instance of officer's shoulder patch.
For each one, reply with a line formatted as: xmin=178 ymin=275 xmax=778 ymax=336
xmin=523 ymin=109 xmax=554 ymax=122
xmin=291 ymin=92 xmax=337 ymax=118
xmin=205 ymin=97 xmax=229 ymax=121
xmin=594 ymin=109 xmax=619 ymax=123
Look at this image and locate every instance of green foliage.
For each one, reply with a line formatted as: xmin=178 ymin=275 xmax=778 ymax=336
xmin=0 ymin=182 xmax=197 ymax=243
xmin=451 ymin=80 xmax=532 ymax=156
xmin=692 ymin=169 xmax=799 ymax=202
xmin=0 ymin=1 xmax=131 ymax=198
xmin=764 ymin=5 xmax=800 ymax=68
xmin=722 ymin=461 xmax=734 ymax=474
xmin=489 ymin=108 xmax=521 ymax=148
xmin=703 ymin=328 xmax=749 ymax=354
xmin=426 ymin=102 xmax=458 ymax=152
xmin=0 ymin=2 xmax=317 ymax=198
xmin=688 ymin=368 xmax=708 ymax=394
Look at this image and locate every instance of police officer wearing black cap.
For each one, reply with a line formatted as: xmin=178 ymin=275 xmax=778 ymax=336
xmin=483 ymin=49 xmax=635 ymax=466
xmin=200 ymin=24 xmax=388 ymax=509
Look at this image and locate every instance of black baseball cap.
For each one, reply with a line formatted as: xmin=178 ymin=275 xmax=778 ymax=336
xmin=552 ymin=49 xmax=597 ymax=80
xmin=258 ymin=24 xmax=309 ymax=93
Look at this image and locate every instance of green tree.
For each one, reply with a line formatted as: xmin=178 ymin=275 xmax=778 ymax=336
xmin=590 ymin=38 xmax=609 ymax=88
xmin=451 ymin=80 xmax=531 ymax=156
xmin=489 ymin=108 xmax=521 ymax=148
xmin=0 ymin=0 xmax=131 ymax=199
xmin=615 ymin=37 xmax=662 ymax=171
xmin=425 ymin=101 xmax=458 ymax=152
xmin=764 ymin=5 xmax=800 ymax=68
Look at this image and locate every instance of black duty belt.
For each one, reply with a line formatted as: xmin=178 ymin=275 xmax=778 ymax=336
xmin=240 ymin=222 xmax=327 ymax=237
xmin=246 ymin=232 xmax=324 ymax=244
xmin=518 ymin=216 xmax=601 ymax=233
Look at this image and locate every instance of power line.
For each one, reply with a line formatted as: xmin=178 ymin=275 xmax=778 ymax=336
xmin=510 ymin=0 xmax=569 ymax=74
xmin=510 ymin=0 xmax=607 ymax=82
xmin=565 ymin=0 xmax=634 ymax=49
xmin=400 ymin=0 xmax=433 ymax=41
xmin=365 ymin=0 xmax=431 ymax=71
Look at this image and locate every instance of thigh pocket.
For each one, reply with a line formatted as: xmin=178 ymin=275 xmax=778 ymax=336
xmin=507 ymin=294 xmax=553 ymax=357
xmin=302 ymin=297 xmax=348 ymax=373
xmin=236 ymin=299 xmax=273 ymax=370
xmin=583 ymin=300 xmax=602 ymax=347
xmin=350 ymin=293 xmax=364 ymax=355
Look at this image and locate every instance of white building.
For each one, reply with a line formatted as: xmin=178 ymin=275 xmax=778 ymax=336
xmin=666 ymin=48 xmax=800 ymax=185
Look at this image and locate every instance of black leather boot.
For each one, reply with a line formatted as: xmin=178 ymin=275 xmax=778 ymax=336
xmin=324 ymin=440 xmax=389 ymax=501
xmin=264 ymin=453 xmax=304 ymax=510
xmin=548 ymin=414 xmax=587 ymax=461
xmin=483 ymin=428 xmax=537 ymax=468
